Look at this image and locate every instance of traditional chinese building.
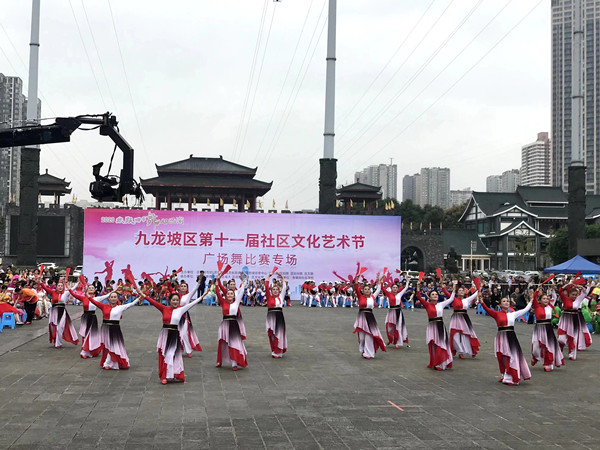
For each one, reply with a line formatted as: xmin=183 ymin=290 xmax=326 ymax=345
xmin=336 ymin=182 xmax=382 ymax=214
xmin=459 ymin=186 xmax=600 ymax=270
xmin=38 ymin=169 xmax=72 ymax=206
xmin=140 ymin=155 xmax=272 ymax=212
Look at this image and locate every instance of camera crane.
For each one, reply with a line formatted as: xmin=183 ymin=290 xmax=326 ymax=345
xmin=0 ymin=112 xmax=143 ymax=202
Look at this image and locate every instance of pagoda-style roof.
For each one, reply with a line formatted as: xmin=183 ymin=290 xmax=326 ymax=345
xmin=38 ymin=169 xmax=71 ymax=195
xmin=155 ymin=155 xmax=258 ymax=176
xmin=141 ymin=175 xmax=272 ymax=190
xmin=140 ymin=155 xmax=273 ymax=202
xmin=336 ymin=182 xmax=382 ymax=200
xmin=459 ymin=186 xmax=600 ymax=222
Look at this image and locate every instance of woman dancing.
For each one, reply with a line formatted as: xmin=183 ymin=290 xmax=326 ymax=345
xmin=40 ymin=280 xmax=79 ymax=348
xmin=68 ymin=282 xmax=110 ymax=359
xmin=137 ymin=287 xmax=208 ymax=384
xmin=416 ymin=282 xmax=455 ymax=370
xmin=88 ymin=291 xmax=139 ymax=370
xmin=531 ymin=288 xmax=564 ymax=372
xmin=479 ymin=295 xmax=532 ymax=386
xmin=557 ymin=283 xmax=592 ymax=360
xmin=176 ymin=281 xmax=203 ymax=357
xmin=353 ymin=266 xmax=386 ymax=359
xmin=217 ymin=274 xmax=247 ymax=340
xmin=381 ymin=280 xmax=409 ymax=348
xmin=265 ymin=269 xmax=288 ymax=358
xmin=444 ymin=283 xmax=480 ymax=359
xmin=215 ymin=271 xmax=248 ymax=371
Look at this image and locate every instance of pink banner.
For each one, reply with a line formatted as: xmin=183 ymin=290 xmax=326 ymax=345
xmin=83 ymin=209 xmax=401 ymax=296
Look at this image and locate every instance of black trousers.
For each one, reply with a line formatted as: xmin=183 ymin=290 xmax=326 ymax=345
xmin=23 ymin=301 xmax=36 ymax=323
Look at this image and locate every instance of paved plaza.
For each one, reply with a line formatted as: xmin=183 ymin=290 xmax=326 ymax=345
xmin=0 ymin=304 xmax=598 ymax=449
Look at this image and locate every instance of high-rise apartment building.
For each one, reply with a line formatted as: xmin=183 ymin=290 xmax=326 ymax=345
xmin=0 ymin=74 xmax=25 ymax=205
xmin=354 ymin=162 xmax=398 ymax=199
xmin=418 ymin=167 xmax=450 ymax=209
xmin=450 ymin=187 xmax=472 ymax=207
xmin=552 ymin=0 xmax=600 ymax=193
xmin=0 ymin=73 xmax=40 ymax=206
xmin=402 ymin=173 xmax=421 ymax=203
xmin=486 ymin=175 xmax=502 ymax=193
xmin=486 ymin=170 xmax=520 ymax=193
xmin=501 ymin=169 xmax=520 ymax=192
xmin=521 ymin=132 xmax=551 ymax=186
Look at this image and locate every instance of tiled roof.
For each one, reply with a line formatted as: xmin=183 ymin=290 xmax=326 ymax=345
xmin=156 ymin=156 xmax=257 ymax=176
xmin=140 ymin=174 xmax=272 ymax=192
xmin=337 ymin=182 xmax=381 ymax=193
xmin=442 ymin=229 xmax=488 ymax=255
xmin=465 ymin=188 xmax=600 ymax=221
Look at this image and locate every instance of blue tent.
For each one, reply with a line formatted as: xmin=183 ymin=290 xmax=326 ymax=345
xmin=544 ymin=255 xmax=600 ymax=274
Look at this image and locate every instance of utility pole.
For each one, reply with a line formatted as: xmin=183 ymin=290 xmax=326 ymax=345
xmin=18 ymin=0 xmax=41 ymax=266
xmin=319 ymin=0 xmax=337 ymax=214
xmin=568 ymin=0 xmax=586 ymax=258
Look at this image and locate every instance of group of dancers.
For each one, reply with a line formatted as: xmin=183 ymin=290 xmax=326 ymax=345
xmin=7 ymin=266 xmax=290 ymax=385
xmin=4 ymin=264 xmax=595 ymax=387
xmin=349 ymin=265 xmax=593 ymax=385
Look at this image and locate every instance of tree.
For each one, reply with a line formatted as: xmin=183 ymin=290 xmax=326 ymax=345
xmin=585 ymin=224 xmax=600 ymax=238
xmin=547 ymin=227 xmax=569 ymax=264
xmin=422 ymin=205 xmax=444 ymax=226
xmin=547 ymin=224 xmax=600 ymax=265
xmin=396 ymin=199 xmax=423 ymax=223
xmin=443 ymin=203 xmax=466 ymax=229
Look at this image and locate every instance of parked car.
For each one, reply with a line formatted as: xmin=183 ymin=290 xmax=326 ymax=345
xmin=72 ymin=265 xmax=83 ymax=278
xmin=525 ymin=270 xmax=542 ymax=279
xmin=38 ymin=262 xmax=58 ymax=270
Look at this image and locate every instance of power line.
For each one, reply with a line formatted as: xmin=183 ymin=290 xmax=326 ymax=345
xmin=256 ymin=1 xmax=328 ymax=174
xmin=334 ymin=0 xmax=437 ymax=137
xmin=80 ymin=0 xmax=119 ymax=110
xmin=232 ymin=0 xmax=269 ymax=161
xmin=251 ymin=0 xmax=317 ymax=167
xmin=335 ymin=0 xmax=455 ymax=151
xmin=349 ymin=0 xmax=513 ymax=162
xmin=338 ymin=0 xmax=483 ymax=160
xmin=68 ymin=0 xmax=108 ymax=110
xmin=0 ymin=24 xmax=94 ymax=190
xmin=237 ymin=2 xmax=279 ymax=162
xmin=353 ymin=0 xmax=545 ymax=171
xmin=106 ymin=0 xmax=154 ymax=178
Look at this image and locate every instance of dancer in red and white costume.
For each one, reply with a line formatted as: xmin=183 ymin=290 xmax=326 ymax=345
xmin=177 ymin=281 xmax=202 ymax=357
xmin=40 ymin=280 xmax=79 ymax=348
xmin=265 ymin=269 xmax=287 ymax=358
xmin=215 ymin=271 xmax=248 ymax=370
xmin=88 ymin=292 xmax=139 ymax=370
xmin=68 ymin=283 xmax=110 ymax=359
xmin=557 ymin=283 xmax=592 ymax=360
xmin=479 ymin=295 xmax=532 ymax=385
xmin=443 ymin=283 xmax=480 ymax=359
xmin=531 ymin=288 xmax=564 ymax=372
xmin=416 ymin=284 xmax=455 ymax=370
xmin=353 ymin=267 xmax=386 ymax=359
xmin=217 ymin=275 xmax=247 ymax=340
xmin=138 ymin=288 xmax=208 ymax=384
xmin=381 ymin=280 xmax=409 ymax=348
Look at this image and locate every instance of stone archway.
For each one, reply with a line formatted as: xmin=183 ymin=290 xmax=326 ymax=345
xmin=401 ymin=246 xmax=424 ymax=272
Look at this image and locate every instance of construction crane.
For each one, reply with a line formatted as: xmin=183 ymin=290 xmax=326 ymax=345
xmin=0 ymin=112 xmax=144 ymax=202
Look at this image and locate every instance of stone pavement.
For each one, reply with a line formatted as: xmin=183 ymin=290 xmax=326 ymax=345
xmin=0 ymin=304 xmax=598 ymax=449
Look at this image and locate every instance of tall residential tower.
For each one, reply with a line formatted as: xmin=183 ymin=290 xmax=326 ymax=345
xmin=551 ymin=0 xmax=600 ymax=193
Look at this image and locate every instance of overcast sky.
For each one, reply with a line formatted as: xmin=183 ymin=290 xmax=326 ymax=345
xmin=1 ymin=0 xmax=549 ymax=210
